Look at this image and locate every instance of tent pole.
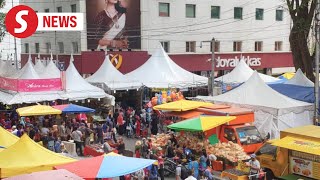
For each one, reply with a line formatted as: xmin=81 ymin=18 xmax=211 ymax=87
xmin=315 ymin=0 xmax=320 ymax=125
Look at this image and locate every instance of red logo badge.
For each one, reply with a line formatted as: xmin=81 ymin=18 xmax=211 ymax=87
xmin=5 ymin=5 xmax=38 ymax=38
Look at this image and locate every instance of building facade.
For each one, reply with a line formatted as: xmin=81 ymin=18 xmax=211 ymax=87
xmin=20 ymin=0 xmax=294 ymax=75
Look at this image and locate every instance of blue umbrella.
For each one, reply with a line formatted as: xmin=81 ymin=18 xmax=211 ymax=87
xmin=53 ymin=104 xmax=95 ymax=113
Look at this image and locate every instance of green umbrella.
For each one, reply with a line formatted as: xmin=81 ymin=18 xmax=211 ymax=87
xmin=168 ymin=116 xmax=236 ymax=132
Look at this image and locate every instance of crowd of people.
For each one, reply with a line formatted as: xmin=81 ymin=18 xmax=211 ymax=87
xmin=0 ymin=105 xmax=262 ymax=180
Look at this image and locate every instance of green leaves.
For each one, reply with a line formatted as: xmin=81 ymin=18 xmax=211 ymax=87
xmin=0 ymin=12 xmax=6 ymax=41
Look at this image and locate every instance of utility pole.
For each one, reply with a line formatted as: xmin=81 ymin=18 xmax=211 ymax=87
xmin=200 ymin=38 xmax=216 ymax=96
xmin=211 ymin=38 xmax=215 ymax=96
xmin=12 ymin=0 xmax=18 ymax=69
xmin=315 ymin=0 xmax=320 ymax=125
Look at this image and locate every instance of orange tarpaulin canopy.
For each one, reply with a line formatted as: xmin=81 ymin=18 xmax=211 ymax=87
xmin=165 ymin=111 xmax=204 ymax=119
xmin=199 ymin=107 xmax=253 ymax=115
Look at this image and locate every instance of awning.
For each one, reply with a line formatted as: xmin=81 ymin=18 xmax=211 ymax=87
xmin=16 ymin=105 xmax=62 ymax=116
xmin=168 ymin=116 xmax=236 ymax=132
xmin=153 ymin=100 xmax=213 ymax=111
xmin=271 ymin=136 xmax=320 ymax=156
xmin=165 ymin=110 xmax=204 ymax=119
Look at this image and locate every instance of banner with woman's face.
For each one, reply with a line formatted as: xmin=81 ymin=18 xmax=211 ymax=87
xmin=86 ymin=0 xmax=141 ymax=50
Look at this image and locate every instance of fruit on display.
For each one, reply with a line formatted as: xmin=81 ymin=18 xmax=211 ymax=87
xmin=150 ymin=133 xmax=172 ymax=148
xmin=207 ymin=141 xmax=250 ymax=162
xmin=176 ymin=133 xmax=209 ymax=153
xmin=150 ymin=132 xmax=249 ymax=163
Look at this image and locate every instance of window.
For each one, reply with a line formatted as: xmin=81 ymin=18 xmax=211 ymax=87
xmin=233 ymin=41 xmax=242 ymax=52
xmin=44 ymin=8 xmax=49 ymax=12
xmin=255 ymin=41 xmax=263 ymax=51
xmin=159 ymin=3 xmax=170 ymax=17
xmin=224 ymin=128 xmax=237 ymax=143
xmin=210 ymin=41 xmax=220 ymax=52
xmin=275 ymin=41 xmax=283 ymax=51
xmin=72 ymin=42 xmax=79 ymax=53
xmin=236 ymin=126 xmax=262 ymax=145
xmin=71 ymin=4 xmax=77 ymax=12
xmin=35 ymin=43 xmax=40 ymax=53
xmin=57 ymin=6 xmax=62 ymax=12
xmin=211 ymin=6 xmax=220 ymax=19
xmin=24 ymin=43 xmax=29 ymax=53
xmin=256 ymin=8 xmax=264 ymax=20
xmin=186 ymin=41 xmax=196 ymax=52
xmin=276 ymin=10 xmax=283 ymax=21
xmin=58 ymin=42 xmax=64 ymax=53
xmin=186 ymin=4 xmax=196 ymax=18
xmin=46 ymin=42 xmax=51 ymax=53
xmin=160 ymin=41 xmax=170 ymax=52
xmin=234 ymin=7 xmax=243 ymax=20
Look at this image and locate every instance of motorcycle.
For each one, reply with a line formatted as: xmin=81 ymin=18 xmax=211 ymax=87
xmin=163 ymin=157 xmax=189 ymax=177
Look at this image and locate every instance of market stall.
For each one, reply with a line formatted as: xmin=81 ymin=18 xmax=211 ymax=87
xmin=0 ymin=134 xmax=75 ymax=178
xmin=52 ymin=104 xmax=95 ymax=113
xmin=54 ymin=152 xmax=156 ymax=179
xmin=150 ymin=116 xmax=250 ymax=170
xmin=254 ymin=125 xmax=320 ymax=180
xmin=86 ymin=55 xmax=142 ymax=91
xmin=0 ymin=126 xmax=19 ymax=152
xmin=125 ymin=44 xmax=208 ymax=88
xmin=197 ymin=72 xmax=314 ymax=138
xmin=16 ymin=104 xmax=62 ymax=116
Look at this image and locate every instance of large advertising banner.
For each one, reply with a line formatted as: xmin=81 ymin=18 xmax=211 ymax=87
xmin=86 ymin=0 xmax=141 ymax=50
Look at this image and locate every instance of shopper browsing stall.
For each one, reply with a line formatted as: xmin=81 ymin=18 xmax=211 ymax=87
xmin=247 ymin=154 xmax=260 ymax=180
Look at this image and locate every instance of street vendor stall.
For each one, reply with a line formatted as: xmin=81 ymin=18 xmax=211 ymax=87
xmin=55 ymin=152 xmax=156 ymax=179
xmin=16 ymin=104 xmax=62 ymax=116
xmin=164 ymin=116 xmax=251 ymax=171
xmin=0 ymin=126 xmax=19 ymax=152
xmin=52 ymin=104 xmax=95 ymax=113
xmin=254 ymin=125 xmax=320 ymax=180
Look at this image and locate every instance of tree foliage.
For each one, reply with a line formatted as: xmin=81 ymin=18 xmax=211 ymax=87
xmin=0 ymin=0 xmax=5 ymax=42
xmin=286 ymin=0 xmax=316 ymax=82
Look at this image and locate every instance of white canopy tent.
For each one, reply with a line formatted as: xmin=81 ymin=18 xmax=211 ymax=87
xmin=86 ymin=55 xmax=142 ymax=91
xmin=0 ymin=56 xmax=61 ymax=104
xmin=34 ymin=59 xmax=46 ymax=75
xmin=61 ymin=55 xmax=115 ymax=105
xmin=0 ymin=61 xmax=17 ymax=77
xmin=126 ymin=44 xmax=208 ymax=88
xmin=197 ymin=72 xmax=313 ymax=138
xmin=39 ymin=59 xmax=61 ymax=79
xmin=284 ymin=69 xmax=314 ymax=87
xmin=11 ymin=56 xmax=39 ymax=79
xmin=215 ymin=60 xmax=279 ymax=84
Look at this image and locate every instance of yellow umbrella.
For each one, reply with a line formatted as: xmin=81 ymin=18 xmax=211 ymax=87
xmin=16 ymin=105 xmax=62 ymax=116
xmin=153 ymin=100 xmax=213 ymax=111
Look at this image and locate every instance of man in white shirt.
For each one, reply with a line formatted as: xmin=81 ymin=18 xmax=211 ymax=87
xmin=248 ymin=154 xmax=261 ymax=180
xmin=185 ymin=170 xmax=197 ymax=180
xmin=71 ymin=127 xmax=83 ymax=156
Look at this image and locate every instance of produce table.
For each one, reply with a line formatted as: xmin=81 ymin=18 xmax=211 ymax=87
xmin=279 ymin=174 xmax=314 ymax=180
xmin=84 ymin=144 xmax=118 ymax=157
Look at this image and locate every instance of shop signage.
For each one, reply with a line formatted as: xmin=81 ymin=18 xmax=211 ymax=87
xmin=290 ymin=157 xmax=314 ymax=178
xmin=110 ymin=54 xmax=123 ymax=69
xmin=0 ymin=77 xmax=62 ymax=92
xmin=0 ymin=77 xmax=18 ymax=91
xmin=18 ymin=78 xmax=62 ymax=92
xmin=211 ymin=56 xmax=262 ymax=68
